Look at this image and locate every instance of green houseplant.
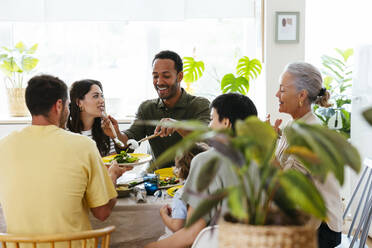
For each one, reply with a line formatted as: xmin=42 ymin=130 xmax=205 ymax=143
xmin=182 ymin=56 xmax=262 ymax=95
xmin=313 ymin=48 xmax=353 ymax=137
xmin=0 ymin=41 xmax=39 ymax=117
xmin=150 ymin=116 xmax=361 ymax=247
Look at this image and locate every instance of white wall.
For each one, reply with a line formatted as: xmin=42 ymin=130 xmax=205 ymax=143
xmin=264 ymin=0 xmax=306 ymax=125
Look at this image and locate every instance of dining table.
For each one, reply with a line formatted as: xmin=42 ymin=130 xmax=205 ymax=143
xmin=90 ymin=191 xmax=172 ymax=248
xmin=0 ymin=195 xmax=171 ymax=248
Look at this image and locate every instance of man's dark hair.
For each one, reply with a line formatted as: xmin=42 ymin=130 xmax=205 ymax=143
xmin=152 ymin=50 xmax=183 ymax=73
xmin=25 ymin=75 xmax=68 ymax=116
xmin=211 ymin=93 xmax=258 ymax=130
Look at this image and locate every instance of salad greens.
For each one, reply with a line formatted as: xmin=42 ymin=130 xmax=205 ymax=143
xmin=159 ymin=177 xmax=180 ymax=186
xmin=111 ymin=151 xmax=139 ymax=164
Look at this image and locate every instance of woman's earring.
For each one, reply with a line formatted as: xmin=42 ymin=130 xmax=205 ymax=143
xmin=79 ymin=106 xmax=83 ymax=112
xmin=299 ymin=101 xmax=303 ymax=107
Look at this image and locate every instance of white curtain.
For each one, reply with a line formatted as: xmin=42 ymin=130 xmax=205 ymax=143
xmin=0 ymin=0 xmax=255 ymax=22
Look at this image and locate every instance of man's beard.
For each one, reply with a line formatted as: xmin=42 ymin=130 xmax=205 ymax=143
xmin=157 ymin=80 xmax=180 ymax=100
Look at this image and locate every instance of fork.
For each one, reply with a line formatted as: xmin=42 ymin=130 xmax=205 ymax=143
xmin=102 ymin=111 xmax=125 ymax=148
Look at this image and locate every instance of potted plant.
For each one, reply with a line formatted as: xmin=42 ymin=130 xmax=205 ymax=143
xmin=182 ymin=55 xmax=262 ymax=95
xmin=313 ymin=48 xmax=353 ymax=137
xmin=0 ymin=41 xmax=39 ymax=117
xmin=150 ymin=116 xmax=361 ymax=247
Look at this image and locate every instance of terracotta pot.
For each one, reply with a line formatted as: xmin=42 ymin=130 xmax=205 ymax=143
xmin=218 ymin=219 xmax=317 ymax=248
xmin=6 ymin=88 xmax=29 ymax=117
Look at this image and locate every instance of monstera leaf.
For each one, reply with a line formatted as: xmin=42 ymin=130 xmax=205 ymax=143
xmin=221 ymin=73 xmax=249 ymax=95
xmin=183 ymin=57 xmax=205 ymax=83
xmin=236 ymin=56 xmax=262 ymax=82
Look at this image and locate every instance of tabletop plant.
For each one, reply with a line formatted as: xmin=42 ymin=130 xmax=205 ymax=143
xmin=0 ymin=41 xmax=39 ymax=88
xmin=313 ymin=48 xmax=353 ymax=138
xmin=182 ymin=55 xmax=262 ymax=95
xmin=150 ymin=116 xmax=361 ymax=227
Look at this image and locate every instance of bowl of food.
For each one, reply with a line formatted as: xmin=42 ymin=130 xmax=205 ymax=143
xmin=116 ymin=185 xmax=132 ymax=198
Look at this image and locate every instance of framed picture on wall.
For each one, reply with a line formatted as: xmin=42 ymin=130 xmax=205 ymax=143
xmin=275 ymin=12 xmax=299 ymax=43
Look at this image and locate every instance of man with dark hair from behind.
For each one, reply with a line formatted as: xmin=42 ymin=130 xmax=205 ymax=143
xmin=145 ymin=93 xmax=258 ymax=248
xmin=102 ymin=50 xmax=211 ymax=168
xmin=0 ymin=75 xmax=128 ymax=239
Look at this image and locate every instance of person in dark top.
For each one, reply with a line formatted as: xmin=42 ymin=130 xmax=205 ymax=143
xmin=103 ymin=50 xmax=210 ymax=167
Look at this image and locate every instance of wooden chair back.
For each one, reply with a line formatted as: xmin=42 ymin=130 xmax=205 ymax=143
xmin=0 ymin=226 xmax=115 ymax=248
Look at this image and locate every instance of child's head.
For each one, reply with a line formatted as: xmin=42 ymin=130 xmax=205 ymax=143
xmin=175 ymin=142 xmax=209 ymax=179
xmin=209 ymin=93 xmax=258 ymax=131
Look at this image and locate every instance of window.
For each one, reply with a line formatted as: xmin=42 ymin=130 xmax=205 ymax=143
xmin=0 ymin=0 xmax=261 ymax=119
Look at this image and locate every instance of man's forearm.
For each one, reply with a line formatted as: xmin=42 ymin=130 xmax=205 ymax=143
xmin=91 ymin=197 xmax=117 ymax=221
xmin=176 ymin=129 xmax=191 ymax=137
xmin=117 ymin=131 xmax=129 ymax=145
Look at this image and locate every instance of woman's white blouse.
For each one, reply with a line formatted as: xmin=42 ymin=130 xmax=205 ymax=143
xmin=276 ymin=111 xmax=343 ymax=232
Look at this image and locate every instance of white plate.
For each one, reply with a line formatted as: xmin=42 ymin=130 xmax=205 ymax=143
xmin=102 ymin=153 xmax=152 ymax=167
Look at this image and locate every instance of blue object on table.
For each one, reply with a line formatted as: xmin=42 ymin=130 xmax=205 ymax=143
xmin=143 ymin=174 xmax=159 ymax=195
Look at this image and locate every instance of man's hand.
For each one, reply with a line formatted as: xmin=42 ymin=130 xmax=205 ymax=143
xmin=101 ymin=115 xmax=120 ymax=139
xmin=154 ymin=118 xmax=177 ymax=137
xmin=108 ymin=160 xmax=133 ymax=185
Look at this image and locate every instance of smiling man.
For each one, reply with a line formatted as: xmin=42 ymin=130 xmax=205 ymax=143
xmin=117 ymin=50 xmax=210 ymax=167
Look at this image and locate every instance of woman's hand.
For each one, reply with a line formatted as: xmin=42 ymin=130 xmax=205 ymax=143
xmin=266 ymin=114 xmax=283 ymax=136
xmin=101 ymin=115 xmax=120 ymax=138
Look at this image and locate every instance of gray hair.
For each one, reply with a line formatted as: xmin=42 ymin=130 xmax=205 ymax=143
xmin=285 ymin=62 xmax=331 ymax=107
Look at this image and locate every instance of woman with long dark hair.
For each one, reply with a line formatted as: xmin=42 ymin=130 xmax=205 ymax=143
xmin=67 ymin=79 xmax=124 ymax=156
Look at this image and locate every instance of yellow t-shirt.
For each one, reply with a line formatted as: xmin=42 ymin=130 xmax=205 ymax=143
xmin=0 ymin=125 xmax=117 ymax=235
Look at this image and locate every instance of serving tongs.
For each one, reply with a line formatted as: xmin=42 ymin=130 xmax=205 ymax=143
xmin=102 ymin=111 xmax=125 ymax=148
xmin=127 ymin=133 xmax=161 ymax=150
xmin=138 ymin=133 xmax=160 ymax=143
xmin=127 ymin=179 xmax=151 ymax=188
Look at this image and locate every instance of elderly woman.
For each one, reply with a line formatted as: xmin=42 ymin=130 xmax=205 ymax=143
xmin=271 ymin=62 xmax=342 ymax=248
xmin=67 ymin=79 xmax=125 ymax=157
